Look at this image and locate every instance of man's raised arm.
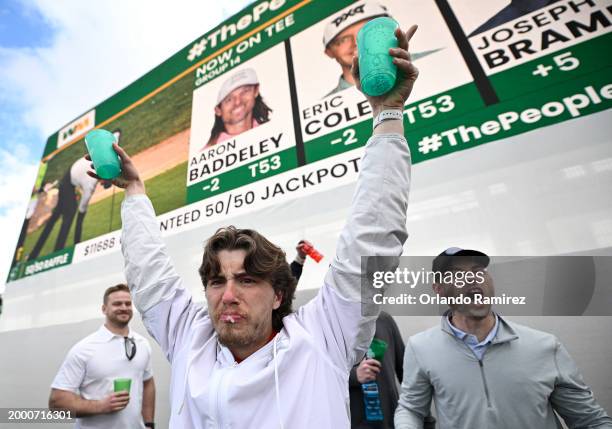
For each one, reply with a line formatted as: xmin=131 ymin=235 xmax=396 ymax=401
xmin=87 ymin=149 xmax=205 ymax=362
xmin=298 ymin=25 xmax=419 ymax=369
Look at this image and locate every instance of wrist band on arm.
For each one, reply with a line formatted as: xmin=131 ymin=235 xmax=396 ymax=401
xmin=144 ymin=423 xmax=155 ymax=429
xmin=373 ymin=109 xmax=403 ymax=129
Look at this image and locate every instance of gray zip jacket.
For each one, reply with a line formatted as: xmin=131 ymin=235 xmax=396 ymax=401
xmin=395 ymin=314 xmax=612 ymax=429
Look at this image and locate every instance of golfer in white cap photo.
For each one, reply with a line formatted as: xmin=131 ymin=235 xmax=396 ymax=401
xmin=204 ymin=67 xmax=272 ymax=149
xmin=323 ymin=1 xmax=437 ymax=97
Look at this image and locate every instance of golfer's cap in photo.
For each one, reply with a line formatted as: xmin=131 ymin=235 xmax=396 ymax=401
xmin=323 ymin=1 xmax=389 ymax=47
xmin=432 ymin=247 xmax=490 ymax=273
xmin=216 ymin=68 xmax=259 ymax=104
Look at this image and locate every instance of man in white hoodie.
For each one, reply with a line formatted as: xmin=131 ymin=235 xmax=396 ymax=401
xmin=89 ymin=24 xmax=418 ymax=428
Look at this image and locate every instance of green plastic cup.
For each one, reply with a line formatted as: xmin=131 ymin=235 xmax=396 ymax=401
xmin=356 ymin=17 xmax=399 ymax=96
xmin=84 ymin=129 xmax=122 ymax=180
xmin=369 ymin=338 xmax=388 ymax=361
xmin=113 ymin=378 xmax=132 ymax=393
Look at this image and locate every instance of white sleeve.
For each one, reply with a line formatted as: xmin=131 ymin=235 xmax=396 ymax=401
xmin=50 ymin=346 xmax=86 ymax=394
xmin=143 ymin=341 xmax=154 ymax=381
xmin=121 ymin=194 xmax=209 ymax=362
xmin=297 ymin=133 xmax=411 ymax=371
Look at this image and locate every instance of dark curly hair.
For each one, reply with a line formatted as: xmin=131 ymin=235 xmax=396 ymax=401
xmin=199 ymin=226 xmax=296 ymax=331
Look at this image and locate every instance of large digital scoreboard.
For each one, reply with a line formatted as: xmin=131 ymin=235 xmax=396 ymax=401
xmin=8 ymin=0 xmax=612 ymax=282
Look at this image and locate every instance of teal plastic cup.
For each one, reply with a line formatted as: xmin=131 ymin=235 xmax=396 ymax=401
xmin=356 ymin=17 xmax=399 ymax=97
xmin=84 ymin=129 xmax=121 ymax=180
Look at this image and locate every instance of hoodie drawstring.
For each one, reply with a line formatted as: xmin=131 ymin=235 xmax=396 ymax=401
xmin=273 ymin=335 xmax=284 ymax=429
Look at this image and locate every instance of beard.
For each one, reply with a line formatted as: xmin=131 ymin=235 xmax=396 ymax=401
xmin=213 ymin=314 xmax=268 ymax=349
xmin=443 ymin=276 xmax=495 ymax=319
xmin=108 ymin=312 xmax=132 ymax=327
xmin=338 ymin=54 xmax=355 ymax=69
xmin=449 ymin=289 xmax=493 ymax=319
xmin=452 ymin=302 xmax=491 ymax=319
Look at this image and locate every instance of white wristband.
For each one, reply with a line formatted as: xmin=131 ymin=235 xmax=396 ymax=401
xmin=373 ymin=109 xmax=403 ymax=129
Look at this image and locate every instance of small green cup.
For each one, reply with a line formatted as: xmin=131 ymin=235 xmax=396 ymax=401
xmin=113 ymin=378 xmax=132 ymax=393
xmin=369 ymin=338 xmax=388 ymax=361
xmin=84 ymin=129 xmax=122 ymax=180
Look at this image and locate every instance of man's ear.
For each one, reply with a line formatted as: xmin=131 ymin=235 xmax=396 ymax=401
xmin=214 ymin=105 xmax=222 ymax=116
xmin=101 ymin=303 xmax=107 ymax=315
xmin=253 ymin=84 xmax=260 ymax=98
xmin=432 ymin=283 xmax=443 ymax=295
xmin=324 ymin=47 xmax=334 ymax=59
xmin=273 ymin=290 xmax=282 ymax=310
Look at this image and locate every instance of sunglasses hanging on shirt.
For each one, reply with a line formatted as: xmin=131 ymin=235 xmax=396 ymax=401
xmin=124 ymin=336 xmax=137 ymax=361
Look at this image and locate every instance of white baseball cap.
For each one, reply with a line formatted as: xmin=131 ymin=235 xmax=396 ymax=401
xmin=323 ymin=1 xmax=389 ymax=47
xmin=216 ymin=68 xmax=259 ymax=105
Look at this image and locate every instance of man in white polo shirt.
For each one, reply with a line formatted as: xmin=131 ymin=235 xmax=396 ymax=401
xmin=49 ymin=284 xmax=156 ymax=429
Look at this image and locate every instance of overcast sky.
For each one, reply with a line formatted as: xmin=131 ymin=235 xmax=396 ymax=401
xmin=0 ymin=0 xmax=253 ymax=291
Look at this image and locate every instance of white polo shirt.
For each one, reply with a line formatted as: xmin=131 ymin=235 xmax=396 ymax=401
xmin=51 ymin=325 xmax=153 ymax=429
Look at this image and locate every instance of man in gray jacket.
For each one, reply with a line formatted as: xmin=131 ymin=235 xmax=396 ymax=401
xmin=395 ymin=247 xmax=611 ymax=429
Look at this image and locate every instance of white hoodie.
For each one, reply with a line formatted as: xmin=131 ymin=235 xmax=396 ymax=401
xmin=121 ymin=133 xmax=411 ymax=428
